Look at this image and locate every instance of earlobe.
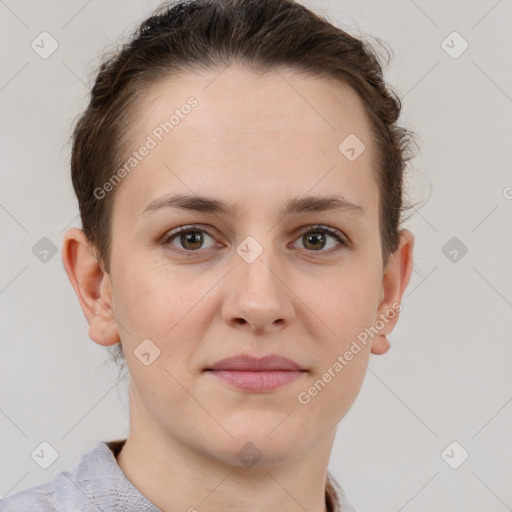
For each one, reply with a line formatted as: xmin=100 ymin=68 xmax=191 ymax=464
xmin=370 ymin=334 xmax=390 ymax=355
xmin=372 ymin=229 xmax=415 ymax=355
xmin=61 ymin=228 xmax=120 ymax=347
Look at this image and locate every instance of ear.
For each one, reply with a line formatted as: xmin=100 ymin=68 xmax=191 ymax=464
xmin=61 ymin=227 xmax=120 ymax=346
xmin=371 ymin=229 xmax=414 ymax=355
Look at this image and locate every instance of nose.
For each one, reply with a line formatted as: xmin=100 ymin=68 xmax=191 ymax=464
xmin=221 ymin=246 xmax=295 ymax=335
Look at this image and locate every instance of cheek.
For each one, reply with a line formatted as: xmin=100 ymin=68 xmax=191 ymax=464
xmin=114 ymin=252 xmax=172 ymax=311
xmin=295 ymin=343 xmax=370 ymax=433
xmin=311 ymin=271 xmax=377 ymax=338
xmin=303 ymin=270 xmax=377 ymax=417
xmin=112 ymin=257 xmax=216 ymax=347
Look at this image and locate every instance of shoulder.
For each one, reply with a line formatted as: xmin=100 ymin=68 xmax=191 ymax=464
xmin=0 ymin=440 xmax=121 ymax=512
xmin=0 ymin=481 xmax=57 ymax=511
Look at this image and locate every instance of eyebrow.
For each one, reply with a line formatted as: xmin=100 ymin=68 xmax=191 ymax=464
xmin=140 ymin=193 xmax=366 ymax=219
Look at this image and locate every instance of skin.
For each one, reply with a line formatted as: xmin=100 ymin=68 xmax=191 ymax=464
xmin=62 ymin=65 xmax=414 ymax=512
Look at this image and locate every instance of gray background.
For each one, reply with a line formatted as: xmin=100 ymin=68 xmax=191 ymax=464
xmin=1 ymin=0 xmax=511 ymax=510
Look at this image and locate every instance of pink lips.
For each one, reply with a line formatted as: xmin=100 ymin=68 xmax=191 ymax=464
xmin=205 ymin=355 xmax=306 ymax=392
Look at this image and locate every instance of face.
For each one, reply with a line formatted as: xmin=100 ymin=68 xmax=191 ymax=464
xmin=99 ymin=65 xmax=403 ymax=466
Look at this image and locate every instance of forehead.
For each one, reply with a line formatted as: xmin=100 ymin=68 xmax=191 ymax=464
xmin=142 ymin=65 xmax=371 ymax=148
xmin=115 ymin=65 xmax=379 ymax=222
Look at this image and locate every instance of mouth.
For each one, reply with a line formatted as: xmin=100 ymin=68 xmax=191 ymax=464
xmin=204 ymin=354 xmax=307 ymax=392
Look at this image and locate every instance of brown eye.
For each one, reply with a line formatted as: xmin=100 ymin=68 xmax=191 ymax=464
xmin=293 ymin=226 xmax=346 ymax=252
xmin=163 ymin=227 xmax=217 ymax=252
xmin=177 ymin=231 xmax=204 ymax=250
xmin=302 ymin=232 xmax=327 ymax=250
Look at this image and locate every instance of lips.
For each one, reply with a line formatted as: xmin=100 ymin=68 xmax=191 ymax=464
xmin=206 ymin=354 xmax=304 ymax=372
xmin=205 ymin=354 xmax=307 ymax=392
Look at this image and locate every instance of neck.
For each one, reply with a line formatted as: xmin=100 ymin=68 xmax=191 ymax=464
xmin=115 ymin=404 xmax=336 ymax=512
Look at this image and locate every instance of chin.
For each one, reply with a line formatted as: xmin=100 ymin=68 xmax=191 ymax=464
xmin=213 ymin=415 xmax=306 ymax=464
xmin=214 ymin=440 xmax=300 ymax=469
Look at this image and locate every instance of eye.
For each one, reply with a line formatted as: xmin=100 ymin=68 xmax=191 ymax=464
xmin=161 ymin=224 xmax=348 ymax=256
xmin=291 ymin=225 xmax=347 ymax=252
xmin=162 ymin=225 xmax=217 ymax=254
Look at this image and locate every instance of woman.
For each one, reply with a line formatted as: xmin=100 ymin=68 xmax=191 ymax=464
xmin=1 ymin=0 xmax=415 ymax=510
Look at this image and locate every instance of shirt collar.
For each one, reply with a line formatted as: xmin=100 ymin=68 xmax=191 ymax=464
xmin=326 ymin=469 xmax=358 ymax=512
xmin=53 ymin=439 xmax=356 ymax=511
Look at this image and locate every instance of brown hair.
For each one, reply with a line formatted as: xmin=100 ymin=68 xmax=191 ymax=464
xmin=69 ymin=0 xmax=417 ymax=366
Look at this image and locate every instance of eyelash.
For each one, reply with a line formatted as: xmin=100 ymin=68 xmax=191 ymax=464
xmin=160 ymin=224 xmax=348 ymax=256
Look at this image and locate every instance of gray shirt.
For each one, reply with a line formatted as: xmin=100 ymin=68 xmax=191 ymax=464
xmin=0 ymin=439 xmax=357 ymax=511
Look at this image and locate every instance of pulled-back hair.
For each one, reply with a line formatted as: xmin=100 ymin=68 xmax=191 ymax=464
xmin=69 ymin=0 xmax=417 ymax=370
